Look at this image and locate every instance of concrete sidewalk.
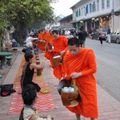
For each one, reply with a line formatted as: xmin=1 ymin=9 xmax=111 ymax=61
xmin=0 ymin=52 xmax=120 ymax=120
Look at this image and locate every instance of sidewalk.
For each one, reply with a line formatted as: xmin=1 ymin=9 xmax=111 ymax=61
xmin=0 ymin=51 xmax=120 ymax=120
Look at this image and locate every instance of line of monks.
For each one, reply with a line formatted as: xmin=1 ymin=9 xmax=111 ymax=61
xmin=37 ymin=30 xmax=68 ymax=80
xmin=32 ymin=29 xmax=98 ymax=120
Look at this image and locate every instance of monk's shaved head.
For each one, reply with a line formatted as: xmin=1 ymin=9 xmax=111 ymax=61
xmin=68 ymin=37 xmax=80 ymax=47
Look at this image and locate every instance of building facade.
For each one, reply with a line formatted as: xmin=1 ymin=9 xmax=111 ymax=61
xmin=59 ymin=14 xmax=73 ymax=30
xmin=71 ymin=0 xmax=120 ymax=33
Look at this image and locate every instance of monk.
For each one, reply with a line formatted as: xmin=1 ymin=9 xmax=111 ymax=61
xmin=45 ymin=30 xmax=68 ymax=80
xmin=44 ymin=31 xmax=54 ymax=59
xmin=38 ymin=30 xmax=45 ymax=51
xmin=63 ymin=37 xmax=99 ymax=120
xmin=38 ymin=30 xmax=53 ymax=52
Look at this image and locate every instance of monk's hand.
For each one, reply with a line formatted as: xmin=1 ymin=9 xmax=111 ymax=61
xmin=48 ymin=48 xmax=53 ymax=52
xmin=71 ymin=72 xmax=82 ymax=79
xmin=60 ymin=50 xmax=65 ymax=56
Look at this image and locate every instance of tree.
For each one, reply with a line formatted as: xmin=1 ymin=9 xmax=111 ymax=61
xmin=0 ymin=1 xmax=10 ymax=50
xmin=0 ymin=0 xmax=54 ymax=45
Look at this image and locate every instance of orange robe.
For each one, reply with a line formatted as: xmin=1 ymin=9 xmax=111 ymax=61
xmin=46 ymin=36 xmax=68 ymax=79
xmin=38 ymin=32 xmax=52 ymax=51
xmin=42 ymin=32 xmax=51 ymax=42
xmin=38 ymin=32 xmax=45 ymax=51
xmin=63 ymin=48 xmax=99 ymax=118
xmin=44 ymin=34 xmax=54 ymax=59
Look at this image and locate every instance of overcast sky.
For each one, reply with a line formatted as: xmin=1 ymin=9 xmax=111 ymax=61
xmin=50 ymin=0 xmax=80 ymax=16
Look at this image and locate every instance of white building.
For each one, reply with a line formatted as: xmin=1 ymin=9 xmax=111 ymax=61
xmin=71 ymin=0 xmax=120 ymax=33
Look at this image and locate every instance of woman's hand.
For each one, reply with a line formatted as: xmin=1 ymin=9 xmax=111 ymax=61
xmin=70 ymin=72 xmax=82 ymax=79
xmin=31 ymin=63 xmax=44 ymax=70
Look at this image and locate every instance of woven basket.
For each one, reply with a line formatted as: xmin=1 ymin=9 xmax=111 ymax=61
xmin=52 ymin=55 xmax=62 ymax=66
xmin=45 ymin=43 xmax=54 ymax=52
xmin=59 ymin=79 xmax=81 ymax=107
xmin=38 ymin=40 xmax=46 ymax=46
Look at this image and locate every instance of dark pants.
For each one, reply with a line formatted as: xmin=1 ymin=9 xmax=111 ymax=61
xmin=99 ymin=38 xmax=104 ymax=44
xmin=22 ymin=82 xmax=41 ymax=92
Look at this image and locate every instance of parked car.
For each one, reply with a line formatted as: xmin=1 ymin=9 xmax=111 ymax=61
xmin=111 ymin=32 xmax=120 ymax=44
xmin=90 ymin=28 xmax=107 ymax=41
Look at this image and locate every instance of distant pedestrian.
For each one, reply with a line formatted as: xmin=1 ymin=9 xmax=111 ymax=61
xmin=76 ymin=26 xmax=88 ymax=47
xmin=98 ymin=31 xmax=105 ymax=45
xmin=25 ymin=32 xmax=38 ymax=47
xmin=107 ymin=27 xmax=111 ymax=43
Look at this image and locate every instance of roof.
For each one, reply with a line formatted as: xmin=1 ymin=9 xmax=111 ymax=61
xmin=70 ymin=0 xmax=90 ymax=9
xmin=59 ymin=14 xmax=72 ymax=22
xmin=70 ymin=0 xmax=84 ymax=9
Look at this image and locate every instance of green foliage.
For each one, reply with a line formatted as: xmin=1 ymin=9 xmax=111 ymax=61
xmin=1 ymin=0 xmax=54 ymax=27
xmin=0 ymin=0 xmax=54 ymax=43
xmin=0 ymin=0 xmax=53 ymax=29
xmin=0 ymin=2 xmax=8 ymax=33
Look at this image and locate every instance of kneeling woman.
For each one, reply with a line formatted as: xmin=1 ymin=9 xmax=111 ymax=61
xmin=21 ymin=51 xmax=43 ymax=92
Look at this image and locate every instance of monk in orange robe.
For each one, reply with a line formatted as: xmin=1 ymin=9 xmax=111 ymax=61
xmin=63 ymin=37 xmax=99 ymax=120
xmin=44 ymin=31 xmax=54 ymax=59
xmin=42 ymin=31 xmax=51 ymax=41
xmin=38 ymin=30 xmax=45 ymax=51
xmin=38 ymin=30 xmax=53 ymax=51
xmin=45 ymin=30 xmax=68 ymax=79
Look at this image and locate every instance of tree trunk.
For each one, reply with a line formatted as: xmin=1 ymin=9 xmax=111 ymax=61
xmin=14 ymin=22 xmax=27 ymax=46
xmin=0 ymin=32 xmax=4 ymax=51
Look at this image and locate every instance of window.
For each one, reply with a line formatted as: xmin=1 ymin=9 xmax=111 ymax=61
xmin=81 ymin=7 xmax=84 ymax=16
xmin=86 ymin=5 xmax=89 ymax=14
xmin=93 ymin=1 xmax=96 ymax=12
xmin=79 ymin=9 xmax=81 ymax=16
xmin=84 ymin=6 xmax=86 ymax=15
xmin=101 ymin=0 xmax=105 ymax=9
xmin=76 ymin=10 xmax=78 ymax=17
xmin=97 ymin=0 xmax=99 ymax=11
xmin=106 ymin=0 xmax=110 ymax=8
xmin=89 ymin=3 xmax=92 ymax=13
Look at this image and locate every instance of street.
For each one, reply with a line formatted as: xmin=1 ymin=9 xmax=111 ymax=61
xmin=86 ymin=39 xmax=120 ymax=102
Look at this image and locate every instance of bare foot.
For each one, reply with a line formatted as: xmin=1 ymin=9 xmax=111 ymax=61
xmin=76 ymin=114 xmax=81 ymax=120
xmin=91 ymin=118 xmax=98 ymax=120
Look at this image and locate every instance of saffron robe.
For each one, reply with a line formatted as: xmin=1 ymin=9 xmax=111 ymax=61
xmin=63 ymin=48 xmax=99 ymax=118
xmin=38 ymin=32 xmax=45 ymax=51
xmin=46 ymin=36 xmax=68 ymax=79
xmin=38 ymin=32 xmax=53 ymax=51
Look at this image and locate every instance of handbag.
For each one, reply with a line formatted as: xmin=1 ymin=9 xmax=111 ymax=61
xmin=58 ymin=79 xmax=81 ymax=107
xmin=0 ymin=84 xmax=16 ymax=97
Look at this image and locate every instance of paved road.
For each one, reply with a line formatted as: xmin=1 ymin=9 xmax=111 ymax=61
xmin=86 ymin=39 xmax=120 ymax=102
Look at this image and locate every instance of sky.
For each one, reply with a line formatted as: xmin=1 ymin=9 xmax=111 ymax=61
xmin=50 ymin=0 xmax=80 ymax=17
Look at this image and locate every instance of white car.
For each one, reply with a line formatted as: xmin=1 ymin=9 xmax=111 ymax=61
xmin=111 ymin=32 xmax=120 ymax=44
